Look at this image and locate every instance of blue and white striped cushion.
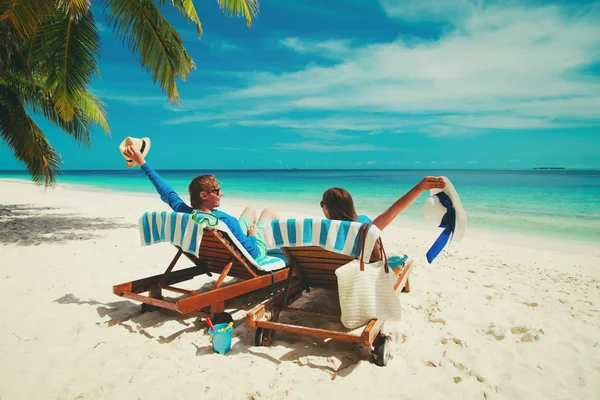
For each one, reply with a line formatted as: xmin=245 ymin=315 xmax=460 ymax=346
xmin=264 ymin=218 xmax=383 ymax=262
xmin=139 ymin=212 xmax=286 ymax=272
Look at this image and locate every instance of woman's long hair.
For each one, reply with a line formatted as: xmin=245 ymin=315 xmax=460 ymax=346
xmin=321 ymin=187 xmax=358 ymax=221
xmin=322 ymin=187 xmax=381 ymax=261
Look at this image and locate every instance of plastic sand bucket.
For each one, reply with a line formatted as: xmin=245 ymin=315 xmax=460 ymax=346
xmin=209 ymin=323 xmax=233 ymax=355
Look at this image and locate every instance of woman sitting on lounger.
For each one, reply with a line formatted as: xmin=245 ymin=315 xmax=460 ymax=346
xmin=320 ymin=177 xmax=446 ymax=230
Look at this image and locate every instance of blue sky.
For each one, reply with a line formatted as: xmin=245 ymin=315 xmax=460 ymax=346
xmin=1 ymin=0 xmax=600 ymax=170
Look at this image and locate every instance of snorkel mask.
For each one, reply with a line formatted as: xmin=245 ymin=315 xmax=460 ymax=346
xmin=191 ymin=211 xmax=219 ymax=227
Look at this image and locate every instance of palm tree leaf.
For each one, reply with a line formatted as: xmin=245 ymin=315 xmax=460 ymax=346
xmin=0 ymin=21 xmax=29 ymax=74
xmin=171 ymin=0 xmax=202 ymax=37
xmin=0 ymin=85 xmax=62 ymax=185
xmin=2 ymin=71 xmax=108 ymax=148
xmin=26 ymin=88 xmax=93 ymax=147
xmin=76 ymin=91 xmax=109 ymax=134
xmin=104 ymin=0 xmax=195 ymax=104
xmin=55 ymin=0 xmax=90 ymax=20
xmin=29 ymin=7 xmax=100 ymax=122
xmin=0 ymin=0 xmax=53 ymax=39
xmin=216 ymin=0 xmax=259 ymax=28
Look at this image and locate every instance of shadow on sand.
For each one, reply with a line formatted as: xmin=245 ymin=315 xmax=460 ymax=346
xmin=54 ymin=285 xmax=370 ymax=375
xmin=0 ymin=204 xmax=135 ymax=245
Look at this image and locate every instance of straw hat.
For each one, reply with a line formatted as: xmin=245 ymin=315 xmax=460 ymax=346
xmin=118 ymin=137 xmax=151 ymax=168
xmin=423 ymin=176 xmax=467 ymax=263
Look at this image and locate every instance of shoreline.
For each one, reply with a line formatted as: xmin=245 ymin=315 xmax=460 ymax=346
xmin=1 ymin=177 xmax=598 ymax=257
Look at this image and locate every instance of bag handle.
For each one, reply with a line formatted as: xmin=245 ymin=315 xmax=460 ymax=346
xmin=358 ymin=223 xmax=389 ymax=274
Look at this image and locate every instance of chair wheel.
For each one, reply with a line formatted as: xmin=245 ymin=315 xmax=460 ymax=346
xmin=373 ymin=335 xmax=391 ymax=367
xmin=255 ymin=328 xmax=273 ymax=346
xmin=255 ymin=328 xmax=264 ymax=346
xmin=212 ymin=312 xmax=233 ymax=325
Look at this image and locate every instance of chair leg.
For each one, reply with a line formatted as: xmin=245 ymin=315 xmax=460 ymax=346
xmin=211 ymin=302 xmax=225 ymax=315
xmin=403 ymin=275 xmax=411 ymax=293
xmin=140 ymin=284 xmax=164 ymax=313
xmin=149 ymin=284 xmax=163 ymax=300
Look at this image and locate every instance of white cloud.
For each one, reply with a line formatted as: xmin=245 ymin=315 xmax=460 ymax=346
xmin=279 ymin=37 xmax=352 ymax=59
xmin=178 ymin=29 xmax=242 ymax=52
xmin=164 ymin=3 xmax=600 ymax=138
xmin=379 ymin=0 xmax=478 ymax=23
xmin=219 ymin=42 xmax=241 ymax=52
xmin=271 ymin=141 xmax=397 ymax=152
xmin=98 ymin=93 xmax=167 ymax=105
xmin=214 ymin=116 xmax=406 ymax=132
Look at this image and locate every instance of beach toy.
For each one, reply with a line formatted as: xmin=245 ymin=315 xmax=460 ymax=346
xmin=218 ymin=322 xmax=233 ymax=332
xmin=208 ymin=323 xmax=234 ymax=355
xmin=204 ymin=317 xmax=216 ymax=332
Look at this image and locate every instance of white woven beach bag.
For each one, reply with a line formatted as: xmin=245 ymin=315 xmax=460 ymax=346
xmin=336 ymin=223 xmax=403 ymax=329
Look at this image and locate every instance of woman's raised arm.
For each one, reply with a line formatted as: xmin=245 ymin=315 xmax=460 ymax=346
xmin=372 ymin=176 xmax=446 ymax=231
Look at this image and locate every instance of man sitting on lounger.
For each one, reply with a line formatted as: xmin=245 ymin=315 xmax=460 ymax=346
xmin=123 ymin=145 xmax=278 ymax=262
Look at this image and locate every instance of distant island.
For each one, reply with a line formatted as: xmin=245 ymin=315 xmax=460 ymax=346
xmin=533 ymin=167 xmax=566 ymax=170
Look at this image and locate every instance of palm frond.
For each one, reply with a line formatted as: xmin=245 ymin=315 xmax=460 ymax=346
xmin=3 ymin=71 xmax=108 ymax=148
xmin=171 ymin=0 xmax=202 ymax=37
xmin=0 ymin=22 xmax=30 ymax=76
xmin=0 ymin=85 xmax=62 ymax=185
xmin=29 ymin=7 xmax=100 ymax=122
xmin=216 ymin=0 xmax=259 ymax=28
xmin=105 ymin=0 xmax=195 ymax=104
xmin=0 ymin=0 xmax=53 ymax=39
xmin=55 ymin=0 xmax=91 ymax=20
xmin=26 ymin=88 xmax=93 ymax=147
xmin=76 ymin=90 xmax=109 ymax=134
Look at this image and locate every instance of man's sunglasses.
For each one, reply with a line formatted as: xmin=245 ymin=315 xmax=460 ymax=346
xmin=320 ymin=200 xmax=324 ymax=208
xmin=210 ymin=187 xmax=221 ymax=195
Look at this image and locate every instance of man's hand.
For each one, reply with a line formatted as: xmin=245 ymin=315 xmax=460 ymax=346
xmin=247 ymin=223 xmax=257 ymax=236
xmin=123 ymin=145 xmax=146 ymax=167
xmin=417 ymin=176 xmax=446 ymax=192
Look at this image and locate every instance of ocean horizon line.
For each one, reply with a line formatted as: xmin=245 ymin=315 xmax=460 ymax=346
xmin=2 ymin=168 xmax=599 ymax=173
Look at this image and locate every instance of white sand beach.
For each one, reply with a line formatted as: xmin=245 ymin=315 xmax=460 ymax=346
xmin=0 ymin=179 xmax=599 ymax=400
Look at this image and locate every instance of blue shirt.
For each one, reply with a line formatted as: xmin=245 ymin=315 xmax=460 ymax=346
xmin=140 ymin=163 xmax=261 ymax=259
xmin=357 ymin=215 xmax=372 ymax=223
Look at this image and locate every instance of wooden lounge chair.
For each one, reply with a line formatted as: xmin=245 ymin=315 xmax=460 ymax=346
xmin=113 ymin=212 xmax=289 ymax=317
xmin=246 ymin=219 xmax=413 ymax=366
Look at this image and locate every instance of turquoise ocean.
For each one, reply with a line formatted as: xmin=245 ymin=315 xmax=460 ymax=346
xmin=1 ymin=169 xmax=599 ymax=243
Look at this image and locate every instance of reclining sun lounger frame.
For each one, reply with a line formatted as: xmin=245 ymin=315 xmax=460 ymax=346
xmin=113 ymin=213 xmax=289 ymax=316
xmin=246 ymin=222 xmax=412 ymax=367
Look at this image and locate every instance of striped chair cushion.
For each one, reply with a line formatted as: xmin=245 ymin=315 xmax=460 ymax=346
xmin=264 ymin=218 xmax=410 ymax=270
xmin=139 ymin=212 xmax=286 ymax=272
xmin=264 ymin=218 xmax=382 ymax=262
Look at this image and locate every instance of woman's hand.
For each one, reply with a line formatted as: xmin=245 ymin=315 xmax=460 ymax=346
xmin=123 ymin=145 xmax=146 ymax=166
xmin=417 ymin=176 xmax=446 ymax=192
xmin=247 ymin=223 xmax=257 ymax=236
